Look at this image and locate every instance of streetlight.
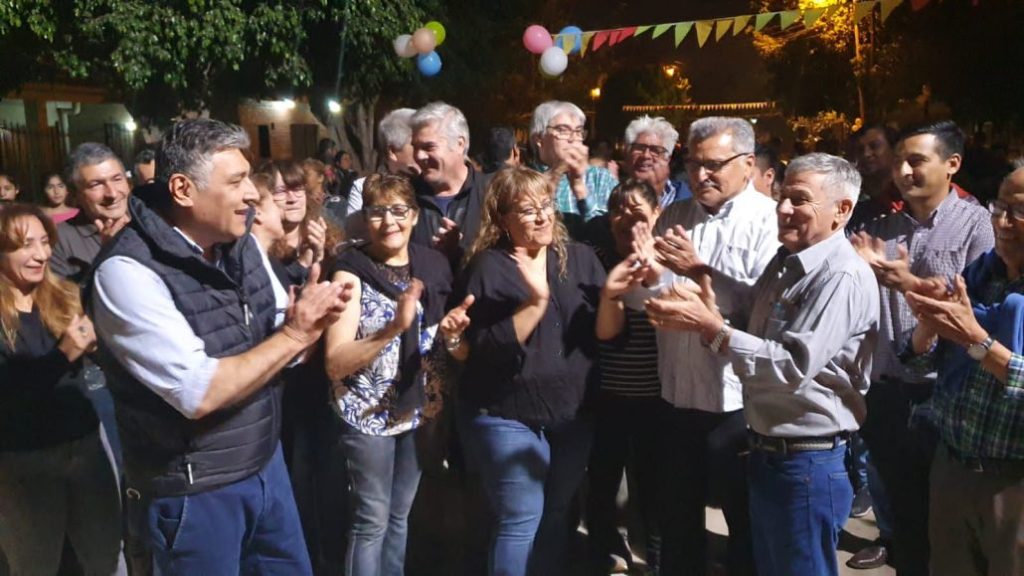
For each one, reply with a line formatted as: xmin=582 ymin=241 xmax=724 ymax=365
xmin=589 ymin=87 xmax=601 ymax=139
xmin=328 ymin=99 xmax=342 ymax=114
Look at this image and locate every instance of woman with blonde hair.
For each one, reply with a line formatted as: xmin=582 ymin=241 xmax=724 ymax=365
xmin=0 ymin=204 xmax=124 ymax=574
xmin=456 ymin=167 xmax=606 ymax=576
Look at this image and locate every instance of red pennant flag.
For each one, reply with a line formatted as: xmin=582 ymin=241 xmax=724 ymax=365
xmin=619 ymin=26 xmax=637 ymax=39
xmin=607 ymin=29 xmax=624 ymax=46
xmin=591 ymin=30 xmax=611 ymax=51
xmin=910 ymin=0 xmax=930 ymax=9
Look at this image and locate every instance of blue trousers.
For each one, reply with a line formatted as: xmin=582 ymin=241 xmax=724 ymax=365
xmin=141 ymin=444 xmax=312 ymax=575
xmin=458 ymin=407 xmax=592 ymax=576
xmin=748 ymin=444 xmax=852 ymax=576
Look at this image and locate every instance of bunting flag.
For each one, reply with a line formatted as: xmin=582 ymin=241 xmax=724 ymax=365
xmin=674 ymin=22 xmax=693 ymax=47
xmin=651 ymin=23 xmax=673 ymax=39
xmin=634 ymin=25 xmax=652 ymax=36
xmin=779 ymin=9 xmax=800 ymax=29
xmin=591 ymin=29 xmax=611 ymax=51
xmin=695 ymin=20 xmax=713 ymax=47
xmin=881 ymin=0 xmax=904 ymax=22
xmin=803 ymin=7 xmax=826 ymax=27
xmin=607 ymin=28 xmax=625 ymax=46
xmin=854 ymin=0 xmax=878 ymax=22
xmin=754 ymin=12 xmax=775 ymax=32
xmin=732 ymin=14 xmax=751 ymax=35
xmin=579 ymin=31 xmax=595 ymax=57
xmin=715 ymin=19 xmax=732 ymax=42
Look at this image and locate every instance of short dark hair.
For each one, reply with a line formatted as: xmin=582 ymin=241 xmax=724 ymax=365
xmin=854 ymin=124 xmax=898 ymax=148
xmin=898 ymin=120 xmax=965 ymax=159
xmin=754 ymin=144 xmax=785 ymax=181
xmin=134 ymin=148 xmax=156 ymax=167
xmin=607 ymin=178 xmax=659 ymax=213
xmin=483 ymin=127 xmax=517 ymax=173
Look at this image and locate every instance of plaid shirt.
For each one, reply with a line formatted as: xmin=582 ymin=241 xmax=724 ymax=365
xmin=933 ymin=267 xmax=1024 ymax=460
xmin=544 ymin=164 xmax=617 ymax=221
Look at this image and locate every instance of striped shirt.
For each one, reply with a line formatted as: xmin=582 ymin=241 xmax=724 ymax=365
xmin=598 ymin=307 xmax=661 ymax=398
xmin=860 ymin=191 xmax=993 ymax=383
xmin=548 ymin=164 xmax=618 ymax=221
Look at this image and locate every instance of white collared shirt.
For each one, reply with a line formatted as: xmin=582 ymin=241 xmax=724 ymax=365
xmin=654 ymin=182 xmax=781 ymax=412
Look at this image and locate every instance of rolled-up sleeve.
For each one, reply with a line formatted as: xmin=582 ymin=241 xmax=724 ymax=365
xmin=92 ymin=256 xmax=219 ymax=418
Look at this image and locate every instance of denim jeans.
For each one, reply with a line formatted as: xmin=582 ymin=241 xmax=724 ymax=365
xmin=748 ymin=443 xmax=852 ymax=576
xmin=335 ymin=422 xmax=422 ymax=576
xmin=0 ymin=431 xmax=126 ymax=576
xmin=458 ymin=407 xmax=593 ymax=576
xmin=137 ymin=444 xmax=312 ymax=575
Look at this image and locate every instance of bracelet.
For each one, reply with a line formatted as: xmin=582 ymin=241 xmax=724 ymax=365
xmin=444 ymin=335 xmax=462 ymax=352
xmin=708 ymin=324 xmax=731 ymax=354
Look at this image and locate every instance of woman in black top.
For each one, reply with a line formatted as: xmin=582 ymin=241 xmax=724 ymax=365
xmin=456 ymin=167 xmax=605 ymax=576
xmin=0 ymin=204 xmax=123 ymax=574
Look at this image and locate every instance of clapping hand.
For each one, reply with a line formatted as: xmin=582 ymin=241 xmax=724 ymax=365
xmin=440 ymin=295 xmax=475 ymax=341
xmin=298 ymin=217 xmax=327 ymax=268
xmin=283 ymin=262 xmax=353 ymax=346
xmin=905 ymin=275 xmax=988 ymax=348
xmin=653 ymin=225 xmax=707 ymax=278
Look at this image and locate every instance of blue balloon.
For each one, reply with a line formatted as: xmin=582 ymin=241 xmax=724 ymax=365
xmin=417 ymin=51 xmax=442 ymax=77
xmin=558 ymin=25 xmax=583 ymax=54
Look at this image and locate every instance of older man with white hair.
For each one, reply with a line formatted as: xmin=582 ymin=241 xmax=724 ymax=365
xmin=646 ymin=116 xmax=778 ymax=576
xmin=648 ymin=153 xmax=880 ymax=576
xmin=624 ymin=115 xmax=689 ymax=209
xmin=530 ymin=100 xmax=617 ymax=238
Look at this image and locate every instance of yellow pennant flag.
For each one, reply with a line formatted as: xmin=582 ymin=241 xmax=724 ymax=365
xmin=695 ymin=20 xmax=713 ymax=47
xmin=560 ymin=35 xmax=573 ymax=54
xmin=733 ymin=14 xmax=751 ymax=35
xmin=674 ymin=22 xmax=693 ymax=47
xmin=634 ymin=25 xmax=652 ymax=36
xmin=652 ymin=23 xmax=673 ymax=39
xmin=803 ymin=7 xmax=826 ymax=27
xmin=880 ymin=0 xmax=904 ymax=22
xmin=779 ymin=9 xmax=800 ymax=30
xmin=754 ymin=12 xmax=775 ymax=32
xmin=579 ymin=31 xmax=596 ymax=57
xmin=854 ymin=0 xmax=878 ymax=22
xmin=715 ymin=19 xmax=732 ymax=41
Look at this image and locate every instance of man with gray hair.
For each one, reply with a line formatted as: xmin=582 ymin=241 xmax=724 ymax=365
xmin=647 ymin=152 xmax=879 ymax=576
xmin=530 ymin=100 xmax=617 ymax=238
xmin=86 ymin=118 xmax=352 ymax=574
xmin=624 ymin=115 xmax=689 ymax=208
xmin=646 ymin=116 xmax=778 ymax=576
xmin=410 ymin=101 xmax=489 ymax=267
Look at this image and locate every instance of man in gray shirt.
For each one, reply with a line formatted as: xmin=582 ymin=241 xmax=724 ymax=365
xmin=646 ymin=153 xmax=879 ymax=576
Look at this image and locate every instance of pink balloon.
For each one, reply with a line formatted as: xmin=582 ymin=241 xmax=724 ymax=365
xmin=412 ymin=28 xmax=437 ymax=54
xmin=522 ymin=24 xmax=553 ymax=55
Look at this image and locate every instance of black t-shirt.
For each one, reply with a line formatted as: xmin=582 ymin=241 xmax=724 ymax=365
xmin=0 ymin=310 xmax=98 ymax=451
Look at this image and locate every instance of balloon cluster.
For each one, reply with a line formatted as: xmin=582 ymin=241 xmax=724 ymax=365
xmin=522 ymin=24 xmax=581 ymax=78
xmin=393 ymin=21 xmax=446 ymax=77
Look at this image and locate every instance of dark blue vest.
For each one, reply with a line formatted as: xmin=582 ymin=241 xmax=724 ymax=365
xmin=86 ymin=196 xmax=280 ymax=496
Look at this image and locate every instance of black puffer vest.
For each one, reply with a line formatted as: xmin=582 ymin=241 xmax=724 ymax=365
xmin=85 ymin=196 xmax=279 ymax=496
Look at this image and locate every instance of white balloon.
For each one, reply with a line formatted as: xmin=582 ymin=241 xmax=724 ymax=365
xmin=393 ymin=34 xmax=417 ymax=58
xmin=539 ymin=46 xmax=568 ymax=76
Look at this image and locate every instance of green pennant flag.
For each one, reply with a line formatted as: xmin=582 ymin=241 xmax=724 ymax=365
xmin=733 ymin=14 xmax=751 ymax=35
xmin=803 ymin=7 xmax=826 ymax=27
xmin=714 ymin=19 xmax=732 ymax=41
xmin=634 ymin=25 xmax=652 ymax=37
xmin=579 ymin=31 xmax=596 ymax=57
xmin=854 ymin=0 xmax=878 ymax=22
xmin=695 ymin=20 xmax=713 ymax=47
xmin=880 ymin=0 xmax=904 ymax=22
xmin=674 ymin=22 xmax=693 ymax=47
xmin=652 ymin=23 xmax=673 ymax=39
xmin=754 ymin=12 xmax=775 ymax=32
xmin=779 ymin=9 xmax=800 ymax=30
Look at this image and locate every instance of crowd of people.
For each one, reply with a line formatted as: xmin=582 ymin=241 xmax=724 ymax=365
xmin=0 ymin=99 xmax=1021 ymax=576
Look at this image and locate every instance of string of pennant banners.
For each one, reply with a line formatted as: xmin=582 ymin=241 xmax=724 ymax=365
xmin=547 ymin=0 xmax=937 ymax=55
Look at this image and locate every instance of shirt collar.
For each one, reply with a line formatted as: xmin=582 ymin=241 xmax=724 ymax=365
xmin=172 ymin=227 xmax=205 ymax=257
xmin=699 ymin=181 xmax=758 ymax=220
xmin=899 ymin=188 xmax=958 ymax=227
xmin=784 ymin=228 xmax=847 ymax=276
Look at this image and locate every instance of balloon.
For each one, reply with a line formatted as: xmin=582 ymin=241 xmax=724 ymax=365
xmin=557 ymin=25 xmax=583 ymax=54
xmin=417 ymin=51 xmax=442 ymax=77
xmin=412 ymin=28 xmax=437 ymax=54
xmin=393 ymin=34 xmax=417 ymax=58
xmin=522 ymin=24 xmax=553 ymax=55
xmin=424 ymin=21 xmax=446 ymax=46
xmin=539 ymin=46 xmax=568 ymax=76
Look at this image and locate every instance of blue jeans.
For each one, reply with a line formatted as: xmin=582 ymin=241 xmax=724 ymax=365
xmin=336 ymin=422 xmax=422 ymax=576
xmin=140 ymin=444 xmax=311 ymax=575
xmin=748 ymin=443 xmax=852 ymax=576
xmin=458 ymin=407 xmax=592 ymax=576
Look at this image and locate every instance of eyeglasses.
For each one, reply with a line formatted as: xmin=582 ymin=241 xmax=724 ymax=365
xmin=364 ymin=204 xmax=413 ymax=221
xmin=272 ymin=187 xmax=305 ymax=199
xmin=546 ymin=124 xmax=587 ymax=142
xmin=513 ymin=200 xmax=555 ymax=221
xmin=684 ymin=152 xmax=749 ymax=174
xmin=989 ymin=200 xmax=1024 ymax=221
xmin=628 ymin=143 xmax=669 ymax=158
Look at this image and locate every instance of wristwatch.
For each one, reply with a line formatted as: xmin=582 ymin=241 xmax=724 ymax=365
xmin=967 ymin=336 xmax=994 ymax=361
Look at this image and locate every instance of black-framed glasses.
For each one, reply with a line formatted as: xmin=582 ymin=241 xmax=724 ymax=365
xmin=546 ymin=124 xmax=587 ymax=142
xmin=364 ymin=204 xmax=413 ymax=221
xmin=684 ymin=152 xmax=750 ymax=174
xmin=628 ymin=143 xmax=669 ymax=158
xmin=513 ymin=200 xmax=555 ymax=221
xmin=989 ymin=200 xmax=1024 ymax=221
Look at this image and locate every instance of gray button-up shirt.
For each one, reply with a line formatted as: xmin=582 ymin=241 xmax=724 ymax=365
xmin=728 ymin=230 xmax=880 ymax=437
xmin=52 ymin=213 xmax=102 ymax=284
xmin=860 ymin=191 xmax=994 ymax=383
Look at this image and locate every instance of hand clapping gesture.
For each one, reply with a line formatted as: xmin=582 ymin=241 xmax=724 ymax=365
xmin=283 ymin=262 xmax=353 ymax=347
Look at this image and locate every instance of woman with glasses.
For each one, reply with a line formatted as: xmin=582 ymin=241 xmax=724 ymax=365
xmin=324 ymin=174 xmax=465 ymax=575
xmin=256 ymin=160 xmax=333 ymax=285
xmin=457 ymin=167 xmax=606 ymax=576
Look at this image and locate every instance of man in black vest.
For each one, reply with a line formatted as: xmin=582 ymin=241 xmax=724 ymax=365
xmin=87 ymin=118 xmax=351 ymax=574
